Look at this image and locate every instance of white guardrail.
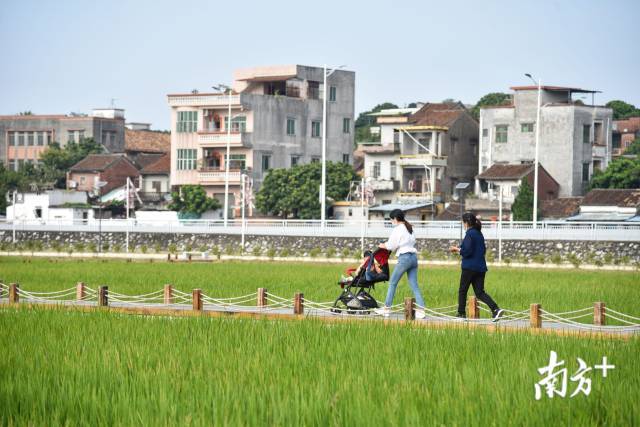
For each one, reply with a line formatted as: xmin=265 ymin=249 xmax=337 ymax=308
xmin=1 ymin=219 xmax=640 ymax=241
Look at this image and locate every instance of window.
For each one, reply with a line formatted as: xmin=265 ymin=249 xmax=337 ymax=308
xmin=27 ymin=132 xmax=34 ymax=146
xmin=177 ymin=111 xmax=198 ymax=132
xmin=262 ymin=154 xmax=271 ymax=171
xmin=348 ymin=208 xmax=353 ymax=217
xmin=495 ymin=125 xmax=508 ymax=143
xmin=342 ymin=118 xmax=351 ymax=134
xmin=224 ymin=154 xmax=246 ymax=170
xmin=373 ymin=161 xmax=381 ymax=178
xmin=152 ymin=181 xmax=162 ymax=192
xmin=68 ymin=131 xmax=75 ymax=143
xmin=8 ymin=160 xmax=16 ymax=171
xmin=286 ymin=117 xmax=296 ymax=136
xmin=390 ymin=161 xmax=396 ymax=179
xmin=37 ymin=132 xmax=44 ymax=146
xmin=311 ymin=121 xmax=321 ymax=138
xmin=78 ymin=130 xmax=85 ymax=141
xmin=482 ymin=128 xmax=488 ymax=137
xmin=342 ymin=154 xmax=349 ymax=164
xmin=35 ymin=208 xmax=42 ymax=219
xmin=291 ymin=155 xmax=300 ymax=167
xmin=8 ymin=132 xmax=15 ymax=146
xmin=582 ymin=162 xmax=590 ymax=182
xmin=17 ymin=132 xmax=24 ymax=146
xmin=224 ymin=116 xmax=247 ymax=132
xmin=80 ymin=176 xmax=86 ymax=184
xmin=177 ymin=149 xmax=197 ymax=170
xmin=521 ymin=123 xmax=534 ymax=133
xmin=329 ymin=86 xmax=337 ymax=102
xmin=583 ymin=124 xmax=591 ymax=144
xmin=311 ymin=157 xmax=320 ymax=163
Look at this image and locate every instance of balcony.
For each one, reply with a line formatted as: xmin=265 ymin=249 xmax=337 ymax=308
xmin=168 ymin=94 xmax=240 ymax=107
xmin=398 ymin=154 xmax=447 ymax=168
xmin=198 ymin=131 xmax=251 ymax=147
xmin=368 ymin=179 xmax=400 ymax=191
xmin=198 ymin=168 xmax=246 ymax=185
xmin=592 ymin=144 xmax=606 ymax=158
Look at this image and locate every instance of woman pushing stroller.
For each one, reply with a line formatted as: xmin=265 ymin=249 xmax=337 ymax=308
xmin=375 ymin=209 xmax=427 ymax=319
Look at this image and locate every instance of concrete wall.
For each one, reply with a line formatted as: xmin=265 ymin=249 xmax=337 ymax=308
xmin=2 ymin=230 xmax=638 ymax=263
xmin=444 ymin=114 xmax=479 ymax=195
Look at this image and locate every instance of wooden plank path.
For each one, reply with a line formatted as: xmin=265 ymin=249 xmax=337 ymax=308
xmin=1 ymin=283 xmax=639 ymax=340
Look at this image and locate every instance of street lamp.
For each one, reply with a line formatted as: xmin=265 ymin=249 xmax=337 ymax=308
xmin=525 ymin=73 xmax=541 ymax=228
xmin=93 ymin=179 xmax=108 ymax=253
xmin=321 ymin=64 xmax=346 ymax=231
xmin=455 ymin=182 xmax=470 ymax=241
xmin=213 ymin=84 xmax=233 ymax=227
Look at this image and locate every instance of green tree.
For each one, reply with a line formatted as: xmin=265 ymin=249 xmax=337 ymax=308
xmin=168 ymin=185 xmax=221 ymax=216
xmin=605 ymin=100 xmax=640 ymax=120
xmin=511 ymin=180 xmax=540 ymax=221
xmin=256 ymin=161 xmax=357 ymax=219
xmin=354 ymin=102 xmax=399 ymax=143
xmin=589 ymin=157 xmax=640 ymax=189
xmin=624 ymin=137 xmax=640 ymax=155
xmin=470 ymin=93 xmax=511 ymax=120
xmin=39 ymin=137 xmax=104 ymax=188
xmin=0 ymin=164 xmax=31 ymax=214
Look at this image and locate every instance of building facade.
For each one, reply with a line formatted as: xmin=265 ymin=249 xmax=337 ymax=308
xmin=478 ymin=86 xmax=613 ymax=197
xmin=361 ymin=103 xmax=479 ymax=208
xmin=612 ymin=117 xmax=640 ymax=157
xmin=167 ymin=64 xmax=355 ymax=216
xmin=0 ymin=109 xmax=125 ymax=171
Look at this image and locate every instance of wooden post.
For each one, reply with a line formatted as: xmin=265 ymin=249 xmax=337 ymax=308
xmin=167 ymin=253 xmax=171 ymax=261
xmin=76 ymin=282 xmax=85 ymax=301
xmin=294 ymin=292 xmax=304 ymax=315
xmin=192 ymin=289 xmax=202 ymax=311
xmin=9 ymin=283 xmax=19 ymax=304
xmin=188 ymin=253 xmax=192 ymax=262
xmin=530 ymin=303 xmax=541 ymax=328
xmin=164 ymin=284 xmax=173 ymax=305
xmin=98 ymin=286 xmax=108 ymax=307
xmin=404 ymin=297 xmax=415 ymax=321
xmin=594 ymin=302 xmax=606 ymax=326
xmin=257 ymin=288 xmax=267 ymax=307
xmin=467 ymin=296 xmax=479 ymax=319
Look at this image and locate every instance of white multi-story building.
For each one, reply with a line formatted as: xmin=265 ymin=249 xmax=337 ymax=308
xmin=167 ymin=65 xmax=355 ymax=217
xmin=478 ymin=85 xmax=613 ymax=198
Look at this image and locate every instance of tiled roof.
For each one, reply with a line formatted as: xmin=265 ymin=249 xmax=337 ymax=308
xmin=140 ymin=153 xmax=170 ymax=175
xmin=408 ymin=102 xmax=469 ymax=127
xmin=581 ymin=189 xmax=640 ymax=207
xmin=614 ymin=117 xmax=640 ymax=133
xmin=477 ymin=164 xmax=534 ymax=180
xmin=135 ymin=153 xmax=165 ymax=169
xmin=70 ymin=154 xmax=129 ymax=172
xmin=125 ymin=129 xmax=170 ymax=154
xmin=435 ymin=202 xmax=463 ymax=221
xmin=541 ymin=197 xmax=582 ymax=219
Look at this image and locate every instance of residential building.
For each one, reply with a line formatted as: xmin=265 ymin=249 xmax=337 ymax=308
xmin=478 ymin=85 xmax=613 ymax=197
xmin=361 ymin=103 xmax=479 ymax=208
xmin=167 ymin=64 xmax=355 ymax=216
xmin=368 ymin=202 xmax=435 ymax=221
xmin=0 ymin=109 xmax=125 ymax=171
xmin=469 ymin=163 xmax=559 ymax=219
xmin=138 ymin=153 xmax=171 ymax=208
xmin=67 ymin=154 xmax=140 ymax=196
xmin=540 ymin=197 xmax=582 ymax=220
xmin=124 ymin=128 xmax=170 ymax=165
xmin=612 ymin=117 xmax=640 ymax=157
xmin=567 ymin=189 xmax=640 ymax=222
xmin=6 ymin=190 xmax=93 ymax=224
xmin=126 ymin=122 xmax=152 ymax=131
xmin=332 ymin=201 xmax=368 ymax=221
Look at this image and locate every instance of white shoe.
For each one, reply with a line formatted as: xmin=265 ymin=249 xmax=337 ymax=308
xmin=415 ymin=309 xmax=426 ymax=320
xmin=374 ymin=306 xmax=391 ymax=317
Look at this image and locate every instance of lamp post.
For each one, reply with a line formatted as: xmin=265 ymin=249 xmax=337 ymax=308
xmin=321 ymin=64 xmax=345 ymax=231
xmin=525 ymin=73 xmax=541 ymax=229
xmin=241 ymin=173 xmax=246 ymax=252
xmin=213 ymin=84 xmax=232 ymax=227
xmin=455 ymin=182 xmax=470 ymax=242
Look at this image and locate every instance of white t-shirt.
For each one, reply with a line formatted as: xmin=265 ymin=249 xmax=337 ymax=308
xmin=385 ymin=223 xmax=417 ymax=255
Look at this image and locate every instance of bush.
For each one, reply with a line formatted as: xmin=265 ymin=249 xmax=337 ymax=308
xmin=0 ymin=242 xmax=9 ymax=251
xmin=112 ymin=244 xmax=122 ymax=253
xmin=594 ymin=259 xmax=604 ymax=267
xmin=309 ymin=247 xmax=321 ymax=258
xmin=550 ymin=253 xmax=563 ymax=265
xmin=140 ymin=245 xmax=148 ymax=254
xmin=86 ymin=242 xmax=97 ymax=253
xmin=326 ymin=247 xmax=336 ymax=258
xmin=516 ymin=254 xmax=529 ymax=264
xmin=266 ymin=248 xmax=276 ymax=259
xmin=198 ymin=245 xmax=208 ymax=253
xmin=532 ymin=254 xmax=545 ymax=264
xmin=603 ymin=253 xmax=613 ymax=265
xmin=153 ymin=243 xmax=162 ymax=253
xmin=279 ymin=248 xmax=290 ymax=258
xmin=420 ymin=250 xmax=431 ymax=261
xmin=502 ymin=257 xmax=511 ymax=265
xmin=352 ymin=249 xmax=361 ymax=259
xmin=33 ymin=241 xmax=44 ymax=252
xmin=341 ymin=248 xmax=351 ymax=259
xmin=252 ymin=246 xmax=262 ymax=256
xmin=74 ymin=242 xmax=86 ymax=252
xmin=65 ymin=245 xmax=74 ymax=255
xmin=224 ymin=245 xmax=235 ymax=256
xmin=211 ymin=246 xmax=221 ymax=259
xmin=101 ymin=242 xmax=109 ymax=252
xmin=168 ymin=243 xmax=177 ymax=254
xmin=619 ymin=256 xmax=630 ymax=265
xmin=566 ymin=253 xmax=581 ymax=268
xmin=585 ymin=252 xmax=597 ymax=265
xmin=52 ymin=242 xmax=62 ymax=253
xmin=185 ymin=244 xmax=193 ymax=252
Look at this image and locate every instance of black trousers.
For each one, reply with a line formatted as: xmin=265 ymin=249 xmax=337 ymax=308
xmin=457 ymin=269 xmax=499 ymax=315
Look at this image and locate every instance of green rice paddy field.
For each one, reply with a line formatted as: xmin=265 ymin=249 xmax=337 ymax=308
xmin=1 ymin=257 xmax=639 ymax=425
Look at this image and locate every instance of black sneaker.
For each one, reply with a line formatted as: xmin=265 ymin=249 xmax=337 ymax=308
xmin=492 ymin=308 xmax=504 ymax=322
xmin=455 ymin=312 xmax=467 ymax=321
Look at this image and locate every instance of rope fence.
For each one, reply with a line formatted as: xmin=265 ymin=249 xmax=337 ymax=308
xmin=0 ymin=282 xmax=638 ymax=334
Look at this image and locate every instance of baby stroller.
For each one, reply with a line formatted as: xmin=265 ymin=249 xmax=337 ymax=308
xmin=332 ymin=248 xmax=391 ymax=314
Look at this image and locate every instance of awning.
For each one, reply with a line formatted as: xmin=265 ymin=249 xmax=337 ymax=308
xmin=369 ymin=202 xmax=434 ymax=213
xmin=565 ymin=212 xmax=636 ymax=222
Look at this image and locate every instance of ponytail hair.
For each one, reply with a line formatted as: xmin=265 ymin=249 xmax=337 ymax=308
xmin=389 ymin=209 xmax=413 ymax=234
xmin=462 ymin=212 xmax=482 ymax=232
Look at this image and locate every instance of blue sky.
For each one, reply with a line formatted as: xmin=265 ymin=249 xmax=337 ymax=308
xmin=1 ymin=0 xmax=638 ymax=130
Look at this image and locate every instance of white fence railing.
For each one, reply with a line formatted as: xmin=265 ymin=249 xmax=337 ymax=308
xmin=1 ymin=219 xmax=639 ymax=241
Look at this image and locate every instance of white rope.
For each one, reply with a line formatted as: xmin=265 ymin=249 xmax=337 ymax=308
xmin=108 ymin=289 xmax=165 ymax=299
xmin=606 ymin=308 xmax=640 ymax=322
xmin=17 ymin=287 xmax=77 ymax=296
xmin=603 ymin=312 xmax=640 ymax=326
xmin=540 ymin=311 xmax=639 ymax=331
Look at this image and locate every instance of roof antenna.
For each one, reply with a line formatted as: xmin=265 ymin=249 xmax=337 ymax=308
xmin=110 ymin=98 xmax=117 ymax=108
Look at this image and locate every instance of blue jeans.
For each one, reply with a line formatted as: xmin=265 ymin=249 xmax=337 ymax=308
xmin=384 ymin=252 xmax=426 ymax=308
